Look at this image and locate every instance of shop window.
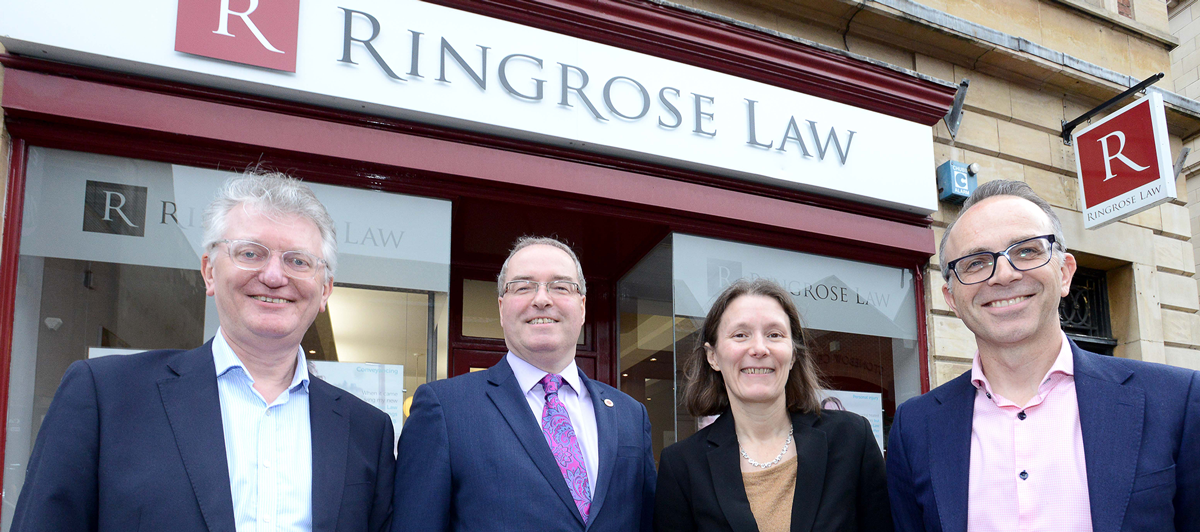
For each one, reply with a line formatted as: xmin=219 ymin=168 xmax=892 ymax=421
xmin=618 ymin=234 xmax=921 ymax=461
xmin=1060 ymin=267 xmax=1116 ymax=356
xmin=3 ymin=148 xmax=451 ymax=527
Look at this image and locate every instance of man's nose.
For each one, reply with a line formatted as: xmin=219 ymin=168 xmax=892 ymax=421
xmin=530 ymin=283 xmax=554 ymax=306
xmin=987 ymin=255 xmax=1022 ymax=285
xmin=257 ymin=254 xmax=290 ymax=286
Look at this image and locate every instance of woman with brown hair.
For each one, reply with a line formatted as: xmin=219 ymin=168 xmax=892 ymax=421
xmin=653 ymin=278 xmax=891 ymax=532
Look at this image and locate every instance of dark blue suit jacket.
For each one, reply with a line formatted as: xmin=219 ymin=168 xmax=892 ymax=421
xmin=391 ymin=356 xmax=656 ymax=532
xmin=886 ymin=341 xmax=1200 ymax=532
xmin=11 ymin=342 xmax=396 ymax=532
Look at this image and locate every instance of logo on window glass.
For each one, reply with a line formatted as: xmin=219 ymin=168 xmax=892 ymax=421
xmin=707 ymin=258 xmax=742 ymax=296
xmin=174 ymin=0 xmax=300 ymax=73
xmin=83 ymin=181 xmax=148 ymax=237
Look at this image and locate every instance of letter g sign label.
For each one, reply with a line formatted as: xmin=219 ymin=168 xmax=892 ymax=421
xmin=175 ymin=0 xmax=300 ymax=72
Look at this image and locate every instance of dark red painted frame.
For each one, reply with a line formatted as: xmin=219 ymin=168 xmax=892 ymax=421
xmin=0 ymin=139 xmax=28 ymax=484
xmin=0 ymin=16 xmax=945 ymax=484
xmin=425 ymin=0 xmax=956 ymax=126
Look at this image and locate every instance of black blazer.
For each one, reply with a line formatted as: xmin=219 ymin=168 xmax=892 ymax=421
xmin=654 ymin=409 xmax=892 ymax=532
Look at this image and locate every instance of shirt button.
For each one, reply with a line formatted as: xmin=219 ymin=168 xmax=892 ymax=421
xmin=264 ymin=459 xmax=272 ymax=469
xmin=986 ymin=392 xmax=992 ymax=399
xmin=1017 ymin=411 xmax=1027 ymax=420
xmin=1019 ymin=470 xmax=1029 ymax=480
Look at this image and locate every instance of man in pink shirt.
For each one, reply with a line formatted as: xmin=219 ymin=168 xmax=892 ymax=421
xmin=887 ymin=180 xmax=1199 ymax=532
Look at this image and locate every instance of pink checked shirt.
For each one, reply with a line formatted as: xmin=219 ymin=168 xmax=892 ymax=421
xmin=967 ymin=333 xmax=1092 ymax=532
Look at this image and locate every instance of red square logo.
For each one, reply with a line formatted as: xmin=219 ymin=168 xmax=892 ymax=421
xmin=1075 ymin=99 xmax=1161 ymax=207
xmin=175 ymin=0 xmax=300 ymax=73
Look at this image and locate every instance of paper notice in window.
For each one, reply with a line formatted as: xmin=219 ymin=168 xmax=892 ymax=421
xmin=820 ymin=390 xmax=884 ymax=452
xmin=310 ymin=361 xmax=405 ymax=439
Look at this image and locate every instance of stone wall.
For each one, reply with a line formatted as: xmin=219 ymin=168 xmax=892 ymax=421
xmin=684 ymin=0 xmax=1200 ymax=379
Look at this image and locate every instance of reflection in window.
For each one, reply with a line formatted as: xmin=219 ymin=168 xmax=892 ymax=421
xmin=3 ymin=147 xmax=452 ymax=532
xmin=618 ymin=233 xmax=921 ymax=461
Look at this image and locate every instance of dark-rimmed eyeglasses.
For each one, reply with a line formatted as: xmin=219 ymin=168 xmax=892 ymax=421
xmin=214 ymin=239 xmax=327 ymax=280
xmin=946 ymin=235 xmax=1058 ymax=286
xmin=503 ymin=280 xmax=581 ymax=297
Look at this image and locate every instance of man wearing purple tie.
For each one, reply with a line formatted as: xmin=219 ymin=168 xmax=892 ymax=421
xmin=392 ymin=236 xmax=656 ymax=532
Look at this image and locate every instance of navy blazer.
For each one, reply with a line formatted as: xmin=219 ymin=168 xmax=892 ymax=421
xmin=654 ymin=408 xmax=892 ymax=532
xmin=11 ymin=342 xmax=396 ymax=532
xmin=886 ymin=340 xmax=1200 ymax=532
xmin=391 ymin=356 xmax=656 ymax=532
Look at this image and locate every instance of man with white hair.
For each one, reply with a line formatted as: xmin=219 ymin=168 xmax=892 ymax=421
xmin=13 ymin=172 xmax=395 ymax=532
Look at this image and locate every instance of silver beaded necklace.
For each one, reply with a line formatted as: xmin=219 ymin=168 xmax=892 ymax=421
xmin=739 ymin=426 xmax=794 ymax=469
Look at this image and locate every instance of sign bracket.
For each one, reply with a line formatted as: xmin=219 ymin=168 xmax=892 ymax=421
xmin=943 ymin=79 xmax=970 ymax=139
xmin=1061 ymin=72 xmax=1163 ymax=146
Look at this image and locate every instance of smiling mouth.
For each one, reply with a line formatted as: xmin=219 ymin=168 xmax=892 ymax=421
xmin=253 ymin=296 xmax=291 ymax=304
xmin=741 ymin=368 xmax=775 ymax=374
xmin=984 ymin=296 xmax=1030 ymax=308
xmin=528 ymin=318 xmax=558 ymax=324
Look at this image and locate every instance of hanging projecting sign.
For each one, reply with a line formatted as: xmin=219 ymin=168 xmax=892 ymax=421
xmin=0 ymin=0 xmax=938 ymax=214
xmin=1072 ymin=92 xmax=1177 ymax=229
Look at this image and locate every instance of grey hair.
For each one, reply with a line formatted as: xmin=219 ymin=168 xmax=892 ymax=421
xmin=496 ymin=236 xmax=587 ymax=296
xmin=938 ymin=179 xmax=1065 ymax=282
xmin=202 ymin=172 xmax=338 ymax=280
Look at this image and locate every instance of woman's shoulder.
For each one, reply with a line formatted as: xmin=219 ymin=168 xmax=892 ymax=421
xmin=806 ymin=408 xmax=875 ymax=438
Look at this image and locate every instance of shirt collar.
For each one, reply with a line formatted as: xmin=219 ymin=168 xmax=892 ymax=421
xmin=971 ymin=331 xmax=1074 ymax=396
xmin=506 ymin=351 xmax=584 ymax=396
xmin=212 ymin=327 xmax=311 ymax=393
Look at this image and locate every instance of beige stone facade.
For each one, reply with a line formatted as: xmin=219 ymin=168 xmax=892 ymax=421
xmin=683 ymin=0 xmax=1200 ymax=380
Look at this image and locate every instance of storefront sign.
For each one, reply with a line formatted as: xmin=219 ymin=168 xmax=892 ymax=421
xmin=674 ymin=234 xmax=918 ymax=341
xmin=1072 ymin=93 xmax=1177 ymax=229
xmin=175 ymin=0 xmax=301 ymax=72
xmin=20 ymin=148 xmax=452 ymax=293
xmin=0 ymin=0 xmax=938 ymax=214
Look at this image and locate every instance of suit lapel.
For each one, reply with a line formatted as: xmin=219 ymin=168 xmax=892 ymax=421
xmin=485 ymin=358 xmax=585 ymax=526
xmin=309 ymin=378 xmax=350 ymax=532
xmin=706 ymin=413 xmax=760 ymax=532
xmin=927 ymin=373 xmax=975 ymax=532
xmin=789 ymin=412 xmax=827 ymax=532
xmin=580 ymin=372 xmax=617 ymax=530
xmin=158 ymin=342 xmax=237 ymax=532
xmin=1073 ymin=344 xmax=1143 ymax=532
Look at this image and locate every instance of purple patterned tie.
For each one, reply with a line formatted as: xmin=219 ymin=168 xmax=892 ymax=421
xmin=539 ymin=373 xmax=592 ymax=521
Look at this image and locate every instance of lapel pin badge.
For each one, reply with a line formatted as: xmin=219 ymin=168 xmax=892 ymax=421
xmin=604 ymin=399 xmax=614 ymax=407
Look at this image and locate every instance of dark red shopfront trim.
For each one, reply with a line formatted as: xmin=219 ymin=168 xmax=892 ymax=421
xmin=0 ymin=26 xmax=943 ymax=483
xmin=426 ymin=0 xmax=956 ymax=126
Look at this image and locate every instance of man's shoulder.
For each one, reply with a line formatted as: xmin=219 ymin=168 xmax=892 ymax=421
xmin=81 ymin=345 xmax=208 ymax=380
xmin=896 ymin=369 xmax=974 ymax=414
xmin=309 ymin=376 xmax=392 ymax=423
xmin=583 ymin=377 xmax=642 ymax=409
xmin=413 ymin=367 xmax=495 ymax=404
xmin=1075 ymin=346 xmax=1199 ymax=388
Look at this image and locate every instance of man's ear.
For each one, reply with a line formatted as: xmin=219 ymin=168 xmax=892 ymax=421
xmin=942 ymin=279 xmax=959 ymax=317
xmin=1059 ymin=252 xmax=1077 ymax=298
xmin=202 ymin=254 xmax=217 ymax=297
xmin=319 ymin=275 xmax=334 ymax=312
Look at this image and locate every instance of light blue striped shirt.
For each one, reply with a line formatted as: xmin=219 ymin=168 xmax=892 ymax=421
xmin=213 ymin=330 xmax=313 ymax=532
